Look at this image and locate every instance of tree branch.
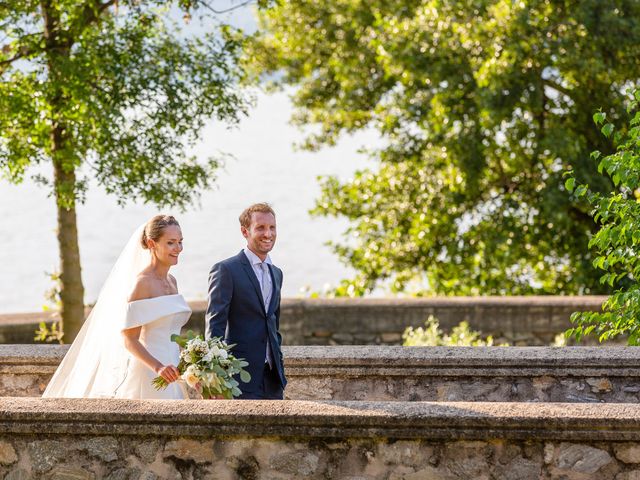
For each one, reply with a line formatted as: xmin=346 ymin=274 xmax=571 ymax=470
xmin=0 ymin=45 xmax=35 ymax=74
xmin=200 ymin=0 xmax=255 ymax=14
xmin=0 ymin=30 xmax=48 ymax=74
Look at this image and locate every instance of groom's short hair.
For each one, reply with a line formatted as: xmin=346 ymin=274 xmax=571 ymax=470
xmin=239 ymin=203 xmax=276 ymax=228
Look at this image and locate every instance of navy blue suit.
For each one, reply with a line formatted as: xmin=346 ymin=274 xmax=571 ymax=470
xmin=205 ymin=250 xmax=286 ymax=399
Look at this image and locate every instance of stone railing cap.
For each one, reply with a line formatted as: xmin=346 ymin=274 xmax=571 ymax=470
xmin=3 ymin=344 xmax=640 ymax=370
xmin=1 ymin=398 xmax=639 ymax=441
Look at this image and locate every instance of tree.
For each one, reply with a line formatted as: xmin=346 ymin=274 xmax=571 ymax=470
xmin=248 ymin=0 xmax=640 ymax=296
xmin=1 ymin=0 xmax=247 ymax=341
xmin=567 ymin=90 xmax=640 ymax=345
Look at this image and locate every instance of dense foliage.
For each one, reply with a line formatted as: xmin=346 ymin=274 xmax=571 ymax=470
xmin=567 ymin=91 xmax=640 ymax=345
xmin=249 ymin=0 xmax=640 ymax=296
xmin=403 ymin=316 xmax=501 ymax=346
xmin=1 ymin=0 xmax=247 ymax=339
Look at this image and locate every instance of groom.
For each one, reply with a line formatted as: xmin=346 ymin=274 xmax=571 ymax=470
xmin=205 ymin=203 xmax=287 ymax=399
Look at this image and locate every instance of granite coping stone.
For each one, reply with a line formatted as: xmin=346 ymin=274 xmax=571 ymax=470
xmin=0 ymin=295 xmax=607 ymax=323
xmin=2 ymin=344 xmax=639 ymax=375
xmin=278 ymin=296 xmax=608 ymax=307
xmin=0 ymin=296 xmax=607 ymax=325
xmin=0 ymin=397 xmax=639 ymax=441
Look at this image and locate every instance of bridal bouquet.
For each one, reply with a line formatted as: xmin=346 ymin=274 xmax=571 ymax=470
xmin=152 ymin=331 xmax=251 ymax=399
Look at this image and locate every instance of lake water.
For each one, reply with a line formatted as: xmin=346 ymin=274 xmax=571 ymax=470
xmin=0 ymin=90 xmax=380 ymax=313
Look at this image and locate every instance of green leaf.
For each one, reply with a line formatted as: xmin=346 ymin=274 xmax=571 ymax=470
xmin=240 ymin=370 xmax=252 ymax=383
xmin=574 ymin=185 xmax=587 ymax=197
xmin=602 ymin=123 xmax=615 ymax=138
xmin=593 ymin=111 xmax=606 ymax=125
xmin=565 ymin=177 xmax=575 ymax=192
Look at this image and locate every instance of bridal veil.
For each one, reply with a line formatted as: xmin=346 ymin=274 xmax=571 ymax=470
xmin=43 ymin=224 xmax=149 ymax=398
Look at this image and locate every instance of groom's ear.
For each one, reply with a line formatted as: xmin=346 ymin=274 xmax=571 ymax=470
xmin=241 ymin=226 xmax=249 ymax=239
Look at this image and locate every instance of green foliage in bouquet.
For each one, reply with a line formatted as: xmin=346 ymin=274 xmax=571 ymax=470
xmin=152 ymin=331 xmax=251 ymax=399
xmin=566 ymin=91 xmax=640 ymax=345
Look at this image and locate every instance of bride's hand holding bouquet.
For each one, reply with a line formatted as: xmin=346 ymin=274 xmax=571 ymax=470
xmin=152 ymin=330 xmax=251 ymax=399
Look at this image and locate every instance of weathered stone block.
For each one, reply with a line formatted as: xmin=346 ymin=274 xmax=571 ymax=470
xmin=104 ymin=467 xmax=141 ymax=480
xmin=492 ymin=457 xmax=541 ymax=480
xmin=0 ymin=440 xmax=18 ymax=465
xmin=27 ymin=440 xmax=66 ymax=473
xmin=387 ymin=466 xmax=418 ymax=480
xmin=4 ymin=469 xmax=31 ymax=480
xmin=48 ymin=466 xmax=94 ymax=480
xmin=444 ymin=441 xmax=491 ymax=480
xmin=135 ymin=439 xmax=160 ymax=464
xmin=78 ymin=437 xmax=119 ymax=462
xmin=555 ymin=443 xmax=612 ymax=474
xmin=269 ymin=450 xmax=320 ymax=475
xmin=312 ymin=330 xmax=332 ymax=338
xmin=331 ymin=333 xmax=355 ymax=344
xmin=614 ymin=444 xmax=640 ymax=464
xmin=379 ymin=441 xmax=432 ymax=468
xmin=587 ymin=378 xmax=613 ymax=393
xmin=402 ymin=466 xmax=457 ymax=480
xmin=380 ymin=333 xmax=403 ymax=343
xmin=163 ymin=438 xmax=215 ymax=463
xmin=616 ymin=470 xmax=640 ymax=480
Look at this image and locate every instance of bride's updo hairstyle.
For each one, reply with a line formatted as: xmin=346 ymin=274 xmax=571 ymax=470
xmin=141 ymin=215 xmax=180 ymax=249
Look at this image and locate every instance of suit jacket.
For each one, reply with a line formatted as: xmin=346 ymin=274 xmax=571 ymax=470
xmin=205 ymin=250 xmax=286 ymax=394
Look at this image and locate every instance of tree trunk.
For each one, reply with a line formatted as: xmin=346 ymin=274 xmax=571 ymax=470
xmin=42 ymin=0 xmax=85 ymax=342
xmin=53 ymin=162 xmax=85 ymax=342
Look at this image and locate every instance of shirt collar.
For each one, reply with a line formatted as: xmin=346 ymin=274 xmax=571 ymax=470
xmin=243 ymin=247 xmax=272 ymax=266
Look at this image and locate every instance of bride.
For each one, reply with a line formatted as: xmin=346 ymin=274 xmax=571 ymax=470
xmin=43 ymin=215 xmax=191 ymax=399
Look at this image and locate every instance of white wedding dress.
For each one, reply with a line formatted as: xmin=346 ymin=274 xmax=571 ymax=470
xmin=43 ymin=224 xmax=192 ymax=400
xmin=114 ymin=294 xmax=191 ymax=399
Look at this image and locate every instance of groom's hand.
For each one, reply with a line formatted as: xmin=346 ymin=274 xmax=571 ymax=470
xmin=156 ymin=364 xmax=180 ymax=383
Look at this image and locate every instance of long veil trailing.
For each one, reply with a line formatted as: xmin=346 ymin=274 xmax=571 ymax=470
xmin=43 ymin=224 xmax=150 ymax=398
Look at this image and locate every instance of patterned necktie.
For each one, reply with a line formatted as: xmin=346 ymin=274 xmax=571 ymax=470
xmin=259 ymin=262 xmax=272 ymax=310
xmin=259 ymin=262 xmax=273 ymax=368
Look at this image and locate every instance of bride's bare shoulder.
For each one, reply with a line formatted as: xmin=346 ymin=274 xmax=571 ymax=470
xmin=128 ymin=273 xmax=155 ymax=302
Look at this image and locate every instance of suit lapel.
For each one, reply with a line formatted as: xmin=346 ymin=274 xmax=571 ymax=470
xmin=238 ymin=251 xmax=267 ymax=316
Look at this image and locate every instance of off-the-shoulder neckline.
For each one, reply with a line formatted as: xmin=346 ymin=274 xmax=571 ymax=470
xmin=127 ymin=293 xmax=183 ymax=305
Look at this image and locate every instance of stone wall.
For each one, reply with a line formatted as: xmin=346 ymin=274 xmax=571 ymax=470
xmin=271 ymin=296 xmax=607 ymax=346
xmin=0 ymin=296 xmax=607 ymax=345
xmin=1 ymin=398 xmax=640 ymax=479
xmin=2 ymin=342 xmax=640 ymax=479
xmin=4 ymin=344 xmax=640 ymax=403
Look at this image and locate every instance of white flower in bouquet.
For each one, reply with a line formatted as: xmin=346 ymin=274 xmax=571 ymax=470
xmin=182 ymin=364 xmax=200 ymax=388
xmin=202 ymin=350 xmax=214 ymax=363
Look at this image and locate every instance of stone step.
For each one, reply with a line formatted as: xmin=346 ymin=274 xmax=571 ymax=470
xmin=3 ymin=345 xmax=639 ymax=403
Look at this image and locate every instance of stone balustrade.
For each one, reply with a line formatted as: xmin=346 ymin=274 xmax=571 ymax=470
xmin=3 ymin=344 xmax=640 ymax=403
xmin=1 ymin=398 xmax=640 ymax=479
xmin=0 ymin=296 xmax=607 ymax=345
